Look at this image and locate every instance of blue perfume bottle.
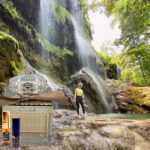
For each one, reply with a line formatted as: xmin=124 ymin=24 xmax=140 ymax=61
xmin=12 ymin=117 xmax=20 ymax=149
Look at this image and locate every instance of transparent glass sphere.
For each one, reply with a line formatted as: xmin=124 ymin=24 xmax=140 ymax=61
xmin=9 ymin=74 xmax=48 ymax=95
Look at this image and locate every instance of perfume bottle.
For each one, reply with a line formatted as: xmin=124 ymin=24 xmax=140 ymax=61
xmin=2 ymin=111 xmax=10 ymax=145
xmin=12 ymin=117 xmax=20 ymax=149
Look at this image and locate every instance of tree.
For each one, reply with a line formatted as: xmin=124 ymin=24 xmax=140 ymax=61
xmin=99 ymin=0 xmax=150 ymax=85
xmin=97 ymin=50 xmax=119 ymax=79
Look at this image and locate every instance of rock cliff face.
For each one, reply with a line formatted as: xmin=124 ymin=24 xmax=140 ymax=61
xmin=0 ymin=0 xmax=89 ymax=89
xmin=105 ymin=79 xmax=150 ymax=113
xmin=10 ymin=0 xmax=77 ymax=51
xmin=11 ymin=0 xmax=40 ymax=26
xmin=68 ymin=68 xmax=112 ymax=113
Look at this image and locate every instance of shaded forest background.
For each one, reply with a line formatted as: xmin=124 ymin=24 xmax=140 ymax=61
xmin=90 ymin=0 xmax=150 ymax=86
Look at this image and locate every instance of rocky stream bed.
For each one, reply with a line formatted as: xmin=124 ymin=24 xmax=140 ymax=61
xmin=0 ymin=109 xmax=150 ymax=150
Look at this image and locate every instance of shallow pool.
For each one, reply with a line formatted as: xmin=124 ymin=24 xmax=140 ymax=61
xmin=97 ymin=113 xmax=150 ymax=120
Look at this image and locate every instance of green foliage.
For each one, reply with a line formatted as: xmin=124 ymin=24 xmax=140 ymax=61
xmin=100 ymin=0 xmax=150 ymax=86
xmin=125 ymin=86 xmax=150 ymax=113
xmin=80 ymin=0 xmax=92 ymax=39
xmin=39 ymin=35 xmax=74 ymax=58
xmin=51 ymin=1 xmax=71 ymax=24
xmin=88 ymin=0 xmax=101 ymax=11
xmin=121 ymin=68 xmax=135 ymax=84
xmin=10 ymin=61 xmax=24 ymax=76
xmin=0 ymin=0 xmax=75 ymax=83
xmin=0 ymin=31 xmax=13 ymax=40
xmin=0 ymin=0 xmax=18 ymax=19
xmin=0 ymin=32 xmax=24 ymax=79
xmin=0 ymin=23 xmax=8 ymax=33
xmin=97 ymin=51 xmax=119 ymax=79
xmin=0 ymin=0 xmax=37 ymax=44
xmin=120 ymin=43 xmax=150 ymax=86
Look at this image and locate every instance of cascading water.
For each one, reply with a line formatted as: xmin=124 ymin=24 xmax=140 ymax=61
xmin=39 ymin=0 xmax=49 ymax=37
xmin=70 ymin=1 xmax=98 ymax=71
xmin=38 ymin=0 xmax=112 ymax=112
xmin=81 ymin=68 xmax=112 ymax=113
xmin=71 ymin=0 xmax=112 ymax=113
xmin=39 ymin=0 xmax=52 ymax=38
xmin=71 ymin=17 xmax=98 ymax=71
xmin=4 ymin=60 xmax=61 ymax=97
xmin=38 ymin=0 xmax=61 ymax=91
xmin=39 ymin=0 xmax=65 ymax=109
xmin=25 ymin=60 xmax=60 ymax=91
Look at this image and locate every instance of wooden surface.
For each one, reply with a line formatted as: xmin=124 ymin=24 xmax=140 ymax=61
xmin=0 ymin=90 xmax=69 ymax=106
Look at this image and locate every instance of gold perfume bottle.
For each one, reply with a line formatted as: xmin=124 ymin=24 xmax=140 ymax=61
xmin=2 ymin=111 xmax=10 ymax=145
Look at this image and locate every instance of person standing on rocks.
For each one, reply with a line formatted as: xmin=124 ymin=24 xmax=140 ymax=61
xmin=74 ymin=82 xmax=85 ymax=118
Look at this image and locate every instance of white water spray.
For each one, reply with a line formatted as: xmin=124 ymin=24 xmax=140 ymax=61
xmin=70 ymin=0 xmax=98 ymax=71
xmin=71 ymin=17 xmax=97 ymax=71
xmin=25 ymin=60 xmax=61 ymax=91
xmin=71 ymin=0 xmax=112 ymax=112
xmin=82 ymin=68 xmax=112 ymax=113
xmin=39 ymin=0 xmax=53 ymax=38
xmin=38 ymin=0 xmax=62 ymax=91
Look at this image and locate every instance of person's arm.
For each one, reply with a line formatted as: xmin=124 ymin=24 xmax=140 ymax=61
xmin=74 ymin=88 xmax=77 ymax=102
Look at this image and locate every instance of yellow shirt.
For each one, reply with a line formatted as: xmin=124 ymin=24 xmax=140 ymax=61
xmin=75 ymin=88 xmax=84 ymax=97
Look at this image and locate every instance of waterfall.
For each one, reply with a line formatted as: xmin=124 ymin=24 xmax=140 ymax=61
xmin=38 ymin=1 xmax=64 ymax=110
xmin=4 ymin=60 xmax=61 ymax=97
xmin=81 ymin=68 xmax=112 ymax=113
xmin=25 ymin=60 xmax=61 ymax=91
xmin=71 ymin=0 xmax=112 ymax=113
xmin=70 ymin=1 xmax=98 ymax=71
xmin=38 ymin=0 xmax=60 ymax=90
xmin=39 ymin=0 xmax=51 ymax=37
xmin=71 ymin=17 xmax=98 ymax=71
xmin=38 ymin=0 xmax=112 ymax=112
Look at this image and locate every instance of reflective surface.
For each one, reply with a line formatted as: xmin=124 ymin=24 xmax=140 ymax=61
xmin=97 ymin=113 xmax=150 ymax=120
xmin=9 ymin=74 xmax=48 ymax=95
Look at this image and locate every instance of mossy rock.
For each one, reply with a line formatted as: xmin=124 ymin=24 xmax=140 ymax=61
xmin=0 ymin=21 xmax=9 ymax=33
xmin=125 ymin=86 xmax=150 ymax=113
xmin=51 ymin=1 xmax=71 ymax=24
xmin=0 ymin=31 xmax=24 ymax=81
xmin=0 ymin=0 xmax=79 ymax=82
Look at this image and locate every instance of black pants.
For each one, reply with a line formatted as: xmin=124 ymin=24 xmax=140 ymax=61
xmin=76 ymin=96 xmax=85 ymax=114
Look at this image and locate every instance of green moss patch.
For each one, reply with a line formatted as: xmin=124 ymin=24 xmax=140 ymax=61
xmin=0 ymin=0 xmax=76 ymax=82
xmin=39 ymin=35 xmax=73 ymax=58
xmin=51 ymin=2 xmax=71 ymax=24
xmin=125 ymin=86 xmax=150 ymax=113
xmin=0 ymin=31 xmax=24 ymax=80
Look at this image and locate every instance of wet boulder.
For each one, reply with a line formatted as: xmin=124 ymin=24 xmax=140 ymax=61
xmin=67 ymin=68 xmax=112 ymax=113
